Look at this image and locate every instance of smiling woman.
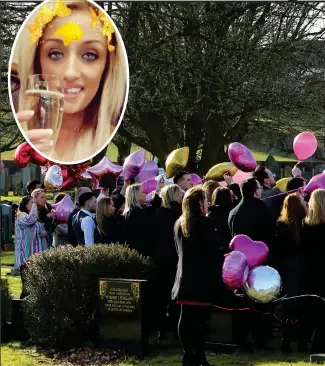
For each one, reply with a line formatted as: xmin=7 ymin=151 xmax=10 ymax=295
xmin=9 ymin=0 xmax=129 ymax=164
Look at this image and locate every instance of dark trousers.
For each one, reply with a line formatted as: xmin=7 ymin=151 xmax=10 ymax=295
xmin=20 ymin=264 xmax=28 ymax=299
xmin=178 ymin=305 xmax=210 ymax=364
xmin=232 ymin=309 xmax=270 ymax=348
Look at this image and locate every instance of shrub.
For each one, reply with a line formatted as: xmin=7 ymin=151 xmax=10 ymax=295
xmin=1 ymin=278 xmax=12 ymax=324
xmin=23 ymin=244 xmax=155 ymax=348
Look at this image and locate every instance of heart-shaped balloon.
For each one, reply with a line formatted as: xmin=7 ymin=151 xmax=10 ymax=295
xmin=165 ymin=147 xmax=189 ymax=179
xmin=44 ymin=165 xmax=63 ymax=191
xmin=123 ymin=149 xmax=146 ymax=180
xmin=138 ymin=160 xmax=159 ymax=182
xmin=14 ymin=142 xmax=32 ymax=168
xmin=30 ymin=149 xmax=48 ymax=166
xmin=243 ymin=266 xmax=282 ymax=303
xmin=141 ymin=179 xmax=157 ymax=194
xmin=228 ymin=143 xmax=257 ymax=173
xmin=222 ymin=251 xmax=249 ymax=289
xmin=304 ymin=173 xmax=325 ymax=194
xmin=230 ymin=234 xmax=269 ymax=269
xmin=52 ymin=194 xmax=74 ymax=222
xmin=190 ymin=173 xmax=202 ymax=186
xmin=205 ymin=162 xmax=238 ymax=181
xmin=293 ymin=132 xmax=318 ymax=161
xmin=232 ymin=170 xmax=252 ymax=184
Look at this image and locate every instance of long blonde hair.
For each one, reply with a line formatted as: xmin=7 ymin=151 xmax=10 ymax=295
xmin=14 ymin=0 xmax=128 ymax=162
xmin=160 ymin=184 xmax=181 ymax=208
xmin=178 ymin=186 xmax=206 ymax=238
xmin=305 ymin=189 xmax=325 ymax=226
xmin=96 ymin=196 xmax=113 ymax=234
xmin=122 ymin=184 xmax=142 ymax=216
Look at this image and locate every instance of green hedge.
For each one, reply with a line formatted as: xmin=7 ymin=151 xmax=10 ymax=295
xmin=1 ymin=278 xmax=12 ymax=324
xmin=23 ymin=244 xmax=155 ymax=348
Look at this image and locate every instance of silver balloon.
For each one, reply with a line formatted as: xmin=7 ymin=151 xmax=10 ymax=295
xmin=243 ymin=266 xmax=282 ymax=303
xmin=44 ymin=165 xmax=63 ymax=192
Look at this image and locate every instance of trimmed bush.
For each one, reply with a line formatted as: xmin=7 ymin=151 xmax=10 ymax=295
xmin=23 ymin=244 xmax=155 ymax=348
xmin=1 ymin=278 xmax=12 ymax=324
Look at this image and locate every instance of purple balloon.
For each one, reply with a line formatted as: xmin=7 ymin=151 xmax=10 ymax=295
xmin=51 ymin=194 xmax=74 ymax=222
xmin=230 ymin=235 xmax=269 ymax=269
xmin=141 ymin=179 xmax=157 ymax=194
xmin=123 ymin=150 xmax=146 ymax=181
xmin=79 ymin=171 xmax=92 ymax=180
xmin=191 ymin=173 xmax=202 ymax=186
xmin=138 ymin=160 xmax=159 ymax=182
xmin=228 ymin=142 xmax=257 ymax=173
xmin=222 ymin=251 xmax=249 ymax=289
xmin=304 ymin=173 xmax=325 ymax=194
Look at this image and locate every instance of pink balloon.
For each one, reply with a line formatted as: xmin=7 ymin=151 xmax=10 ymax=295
xmin=87 ymin=156 xmax=123 ymax=190
xmin=228 ymin=142 xmax=257 ymax=173
xmin=304 ymin=173 xmax=325 ymax=194
xmin=232 ymin=170 xmax=252 ymax=184
xmin=87 ymin=156 xmax=123 ymax=179
xmin=123 ymin=150 xmax=146 ymax=180
xmin=138 ymin=160 xmax=159 ymax=182
xmin=222 ymin=251 xmax=249 ymax=289
xmin=190 ymin=173 xmax=202 ymax=186
xmin=219 ymin=181 xmax=228 ymax=187
xmin=141 ymin=179 xmax=157 ymax=194
xmin=293 ymin=132 xmax=318 ymax=160
xmin=52 ymin=194 xmax=74 ymax=222
xmin=230 ymin=235 xmax=269 ymax=269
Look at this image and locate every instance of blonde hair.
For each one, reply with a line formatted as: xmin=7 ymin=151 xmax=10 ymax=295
xmin=15 ymin=0 xmax=127 ymax=162
xmin=32 ymin=188 xmax=46 ymax=197
xmin=160 ymin=184 xmax=181 ymax=208
xmin=122 ymin=184 xmax=142 ymax=216
xmin=179 ymin=186 xmax=206 ymax=238
xmin=202 ymin=180 xmax=220 ymax=203
xmin=96 ymin=196 xmax=113 ymax=234
xmin=305 ymin=189 xmax=325 ymax=226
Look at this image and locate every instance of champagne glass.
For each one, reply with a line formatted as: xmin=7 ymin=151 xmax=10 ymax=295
xmin=24 ymin=74 xmax=64 ymax=154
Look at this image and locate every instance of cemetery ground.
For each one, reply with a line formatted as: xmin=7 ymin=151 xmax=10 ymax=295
xmin=0 ymin=252 xmax=315 ymax=366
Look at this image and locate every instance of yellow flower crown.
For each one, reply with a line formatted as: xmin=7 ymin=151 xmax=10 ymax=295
xmin=27 ymin=0 xmax=115 ymax=52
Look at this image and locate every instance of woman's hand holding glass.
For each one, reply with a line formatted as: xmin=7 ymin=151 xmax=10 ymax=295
xmin=17 ymin=110 xmax=53 ymax=151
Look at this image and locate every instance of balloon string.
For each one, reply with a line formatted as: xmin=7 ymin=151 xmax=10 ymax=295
xmin=261 ymin=188 xmax=302 ymax=201
xmin=272 ymin=294 xmax=325 ymax=303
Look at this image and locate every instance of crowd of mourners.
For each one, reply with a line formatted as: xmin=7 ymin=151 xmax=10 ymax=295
xmin=13 ymin=164 xmax=325 ymax=366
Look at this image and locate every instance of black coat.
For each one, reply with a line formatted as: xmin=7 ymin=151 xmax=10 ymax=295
xmin=207 ymin=205 xmax=232 ymax=254
xmin=154 ymin=202 xmax=182 ymax=270
xmin=124 ymin=194 xmax=161 ymax=257
xmin=300 ymin=222 xmax=325 ymax=297
xmin=172 ymin=215 xmax=224 ymax=303
xmin=263 ymin=192 xmax=287 ymax=231
xmin=98 ymin=214 xmax=126 ymax=244
xmin=228 ymin=197 xmax=273 ymax=249
xmin=275 ymin=221 xmax=302 ymax=297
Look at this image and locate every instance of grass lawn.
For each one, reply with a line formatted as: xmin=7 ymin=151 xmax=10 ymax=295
xmin=1 ymin=267 xmax=22 ymax=298
xmin=1 ymin=344 xmax=314 ymax=366
xmin=1 ymin=250 xmax=15 ymax=266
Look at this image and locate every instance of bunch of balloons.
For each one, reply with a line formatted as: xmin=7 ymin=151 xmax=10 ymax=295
xmin=222 ymin=235 xmax=282 ymax=303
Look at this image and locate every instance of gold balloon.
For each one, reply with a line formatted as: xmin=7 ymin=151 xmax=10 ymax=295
xmin=165 ymin=147 xmax=189 ymax=178
xmin=205 ymin=162 xmax=238 ymax=182
xmin=276 ymin=178 xmax=291 ymax=192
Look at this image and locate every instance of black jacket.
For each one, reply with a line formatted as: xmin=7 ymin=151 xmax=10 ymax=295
xmin=300 ymin=222 xmax=325 ymax=297
xmin=98 ymin=214 xmax=126 ymax=244
xmin=172 ymin=215 xmax=224 ymax=303
xmin=124 ymin=194 xmax=161 ymax=257
xmin=72 ymin=210 xmax=97 ymax=245
xmin=228 ymin=197 xmax=273 ymax=249
xmin=67 ymin=207 xmax=80 ymax=245
xmin=207 ymin=205 xmax=232 ymax=254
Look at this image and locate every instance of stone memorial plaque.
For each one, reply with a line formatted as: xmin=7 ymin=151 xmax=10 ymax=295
xmin=98 ymin=278 xmax=148 ymax=358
